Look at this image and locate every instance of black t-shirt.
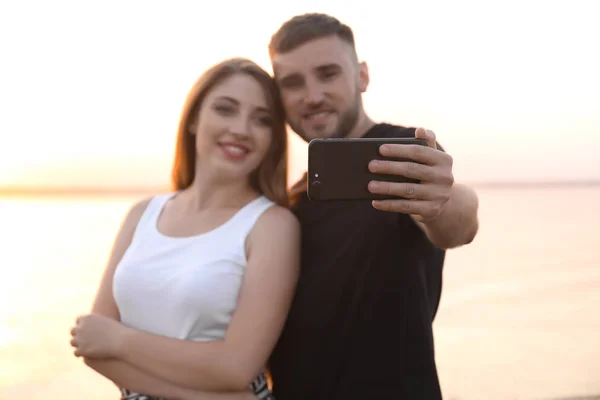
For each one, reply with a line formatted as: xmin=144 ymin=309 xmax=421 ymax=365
xmin=269 ymin=123 xmax=446 ymax=399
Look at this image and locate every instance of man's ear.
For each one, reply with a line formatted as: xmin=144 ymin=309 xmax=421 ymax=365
xmin=358 ymin=61 xmax=369 ymax=93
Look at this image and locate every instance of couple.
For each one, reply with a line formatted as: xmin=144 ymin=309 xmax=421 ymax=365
xmin=69 ymin=13 xmax=479 ymax=400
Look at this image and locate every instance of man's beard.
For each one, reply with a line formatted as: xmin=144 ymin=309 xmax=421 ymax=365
xmin=290 ymin=93 xmax=362 ymax=142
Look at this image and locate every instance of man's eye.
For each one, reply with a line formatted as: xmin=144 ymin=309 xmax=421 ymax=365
xmin=280 ymin=78 xmax=303 ymax=89
xmin=320 ymin=70 xmax=338 ymax=81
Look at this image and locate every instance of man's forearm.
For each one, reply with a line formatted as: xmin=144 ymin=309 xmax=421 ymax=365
xmin=83 ymin=358 xmax=255 ymax=400
xmin=418 ymin=183 xmax=479 ymax=249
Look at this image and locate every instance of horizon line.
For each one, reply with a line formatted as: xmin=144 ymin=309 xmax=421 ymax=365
xmin=1 ymin=180 xmax=599 ymax=197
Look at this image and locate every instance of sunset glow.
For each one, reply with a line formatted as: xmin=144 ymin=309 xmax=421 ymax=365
xmin=1 ymin=1 xmax=598 ymax=189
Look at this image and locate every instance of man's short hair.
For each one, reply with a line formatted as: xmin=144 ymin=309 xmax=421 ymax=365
xmin=268 ymin=13 xmax=356 ymax=58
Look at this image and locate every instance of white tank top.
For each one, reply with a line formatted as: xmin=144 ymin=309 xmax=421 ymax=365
xmin=113 ymin=193 xmax=276 ymax=341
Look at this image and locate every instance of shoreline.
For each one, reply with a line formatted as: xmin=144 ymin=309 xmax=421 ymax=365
xmin=1 ymin=181 xmax=599 ymax=198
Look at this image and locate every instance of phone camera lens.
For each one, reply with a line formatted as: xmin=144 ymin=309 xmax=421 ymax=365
xmin=309 ymin=180 xmax=322 ymax=201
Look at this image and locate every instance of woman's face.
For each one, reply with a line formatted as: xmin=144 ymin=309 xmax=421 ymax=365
xmin=193 ymin=73 xmax=274 ymax=185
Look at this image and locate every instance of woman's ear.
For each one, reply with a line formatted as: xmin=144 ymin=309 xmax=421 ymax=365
xmin=188 ymin=119 xmax=197 ymax=135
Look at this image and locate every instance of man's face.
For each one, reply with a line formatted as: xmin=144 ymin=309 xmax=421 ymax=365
xmin=271 ymin=35 xmax=369 ymax=141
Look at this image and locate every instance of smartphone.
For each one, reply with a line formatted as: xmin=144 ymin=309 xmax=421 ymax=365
xmin=307 ymin=137 xmax=429 ymax=202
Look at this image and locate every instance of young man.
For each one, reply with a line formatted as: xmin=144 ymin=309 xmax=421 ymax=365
xmin=266 ymin=13 xmax=479 ymax=399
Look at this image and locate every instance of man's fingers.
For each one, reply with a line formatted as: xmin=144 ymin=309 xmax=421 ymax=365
xmin=372 ymin=199 xmax=430 ymax=215
xmin=415 ymin=127 xmax=437 ymax=148
xmin=372 ymin=199 xmax=444 ymax=219
xmin=368 ymin=181 xmax=446 ymax=200
xmin=378 ymin=143 xmax=437 ymax=165
xmin=369 ymin=160 xmax=435 ymax=181
xmin=378 ymin=128 xmax=452 ymax=167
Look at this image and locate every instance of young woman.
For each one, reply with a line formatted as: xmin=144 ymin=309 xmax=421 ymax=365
xmin=69 ymin=58 xmax=300 ymax=400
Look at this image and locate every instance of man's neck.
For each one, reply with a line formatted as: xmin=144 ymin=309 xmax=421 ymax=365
xmin=346 ymin=113 xmax=376 ymax=138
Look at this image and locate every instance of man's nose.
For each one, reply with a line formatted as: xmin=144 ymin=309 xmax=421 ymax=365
xmin=304 ymin=82 xmax=325 ymax=105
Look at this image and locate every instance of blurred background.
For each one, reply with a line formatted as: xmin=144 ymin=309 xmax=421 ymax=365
xmin=0 ymin=0 xmax=598 ymax=399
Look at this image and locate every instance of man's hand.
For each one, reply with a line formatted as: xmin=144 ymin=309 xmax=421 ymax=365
xmin=367 ymin=127 xmax=454 ymax=222
xmin=70 ymin=313 xmax=131 ymax=358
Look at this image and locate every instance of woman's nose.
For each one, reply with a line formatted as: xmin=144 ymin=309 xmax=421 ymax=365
xmin=229 ymin=116 xmax=251 ymax=136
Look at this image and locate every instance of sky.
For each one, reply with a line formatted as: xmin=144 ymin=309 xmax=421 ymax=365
xmin=0 ymin=0 xmax=598 ymax=189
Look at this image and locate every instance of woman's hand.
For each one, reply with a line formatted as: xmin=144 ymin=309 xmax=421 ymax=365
xmin=70 ymin=313 xmax=131 ymax=358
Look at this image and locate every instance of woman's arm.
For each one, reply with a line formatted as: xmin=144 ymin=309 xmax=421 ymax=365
xmin=85 ymin=358 xmax=256 ymax=400
xmin=112 ymin=206 xmax=301 ymax=391
xmin=88 ymin=198 xmax=151 ymax=320
xmin=79 ymin=198 xmax=189 ymax=396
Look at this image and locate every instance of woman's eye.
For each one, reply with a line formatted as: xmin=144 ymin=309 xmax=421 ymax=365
xmin=257 ymin=116 xmax=272 ymax=126
xmin=214 ymin=104 xmax=234 ymax=114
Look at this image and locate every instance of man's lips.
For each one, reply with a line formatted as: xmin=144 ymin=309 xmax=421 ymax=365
xmin=303 ymin=111 xmax=334 ymax=124
xmin=305 ymin=111 xmax=331 ymax=119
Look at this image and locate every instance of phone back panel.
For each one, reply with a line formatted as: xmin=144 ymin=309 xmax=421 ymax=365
xmin=307 ymin=137 xmax=428 ymax=201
